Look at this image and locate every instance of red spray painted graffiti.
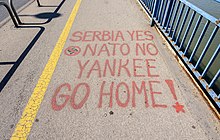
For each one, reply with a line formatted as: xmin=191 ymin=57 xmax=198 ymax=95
xmin=51 ymin=30 xmax=185 ymax=113
xmin=165 ymin=80 xmax=185 ymax=113
xmin=64 ymin=46 xmax=81 ymax=56
xmin=51 ymin=80 xmax=184 ymax=113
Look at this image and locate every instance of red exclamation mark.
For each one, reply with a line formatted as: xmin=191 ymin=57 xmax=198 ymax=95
xmin=165 ymin=80 xmax=185 ymax=113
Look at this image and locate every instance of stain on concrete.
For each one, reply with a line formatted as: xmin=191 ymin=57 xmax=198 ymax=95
xmin=109 ymin=111 xmax=114 ymax=115
xmin=10 ymin=124 xmax=14 ymax=129
xmin=104 ymin=113 xmax=107 ymax=117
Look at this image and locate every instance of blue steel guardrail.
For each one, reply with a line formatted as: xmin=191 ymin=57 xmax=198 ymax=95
xmin=139 ymin=0 xmax=220 ymax=110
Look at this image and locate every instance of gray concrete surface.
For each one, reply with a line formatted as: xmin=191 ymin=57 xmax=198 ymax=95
xmin=0 ymin=0 xmax=219 ymax=139
xmin=0 ymin=0 xmax=33 ymax=22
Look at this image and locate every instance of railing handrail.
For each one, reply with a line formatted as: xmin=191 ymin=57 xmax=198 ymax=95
xmin=180 ymin=0 xmax=220 ymax=27
xmin=139 ymin=0 xmax=220 ymax=112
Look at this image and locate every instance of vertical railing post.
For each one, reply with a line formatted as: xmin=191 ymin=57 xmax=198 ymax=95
xmin=163 ymin=0 xmax=174 ymax=28
xmin=141 ymin=0 xmax=220 ymax=108
xmin=151 ymin=0 xmax=159 ymax=26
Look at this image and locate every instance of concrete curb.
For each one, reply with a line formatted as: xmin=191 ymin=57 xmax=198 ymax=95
xmin=0 ymin=0 xmax=35 ymax=27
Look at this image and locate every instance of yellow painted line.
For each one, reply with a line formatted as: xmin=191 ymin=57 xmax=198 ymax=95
xmin=11 ymin=0 xmax=82 ymax=139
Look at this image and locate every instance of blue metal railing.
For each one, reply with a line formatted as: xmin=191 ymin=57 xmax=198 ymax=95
xmin=139 ymin=0 xmax=220 ymax=109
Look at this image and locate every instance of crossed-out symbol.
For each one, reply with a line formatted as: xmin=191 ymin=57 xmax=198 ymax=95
xmin=64 ymin=46 xmax=81 ymax=56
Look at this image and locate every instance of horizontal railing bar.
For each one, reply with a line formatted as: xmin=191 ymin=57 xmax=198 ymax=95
xmin=180 ymin=0 xmax=220 ymax=27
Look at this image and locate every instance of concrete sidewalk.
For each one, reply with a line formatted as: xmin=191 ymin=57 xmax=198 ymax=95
xmin=0 ymin=0 xmax=219 ymax=139
xmin=0 ymin=0 xmax=34 ymax=23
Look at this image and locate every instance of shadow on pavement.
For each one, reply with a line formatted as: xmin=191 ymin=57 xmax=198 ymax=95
xmin=0 ymin=26 xmax=45 ymax=92
xmin=18 ymin=0 xmax=65 ymax=25
xmin=19 ymin=12 xmax=61 ymax=19
xmin=0 ymin=0 xmax=67 ymax=92
xmin=0 ymin=62 xmax=16 ymax=65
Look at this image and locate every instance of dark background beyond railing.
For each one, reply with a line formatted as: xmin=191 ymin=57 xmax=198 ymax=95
xmin=187 ymin=0 xmax=220 ymax=18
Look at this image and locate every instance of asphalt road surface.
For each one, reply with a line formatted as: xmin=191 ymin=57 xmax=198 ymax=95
xmin=0 ymin=0 xmax=219 ymax=139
